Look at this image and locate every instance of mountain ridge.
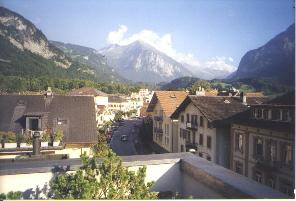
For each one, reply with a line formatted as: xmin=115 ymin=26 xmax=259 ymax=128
xmin=230 ymin=23 xmax=295 ymax=86
xmin=99 ymin=40 xmax=193 ymax=83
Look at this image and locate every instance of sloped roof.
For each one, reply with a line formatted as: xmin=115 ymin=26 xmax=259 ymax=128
xmin=67 ymin=87 xmax=108 ymax=97
xmin=108 ymin=95 xmax=126 ymax=103
xmin=0 ymin=95 xmax=97 ymax=144
xmin=171 ymin=95 xmax=269 ymax=125
xmin=147 ymin=91 xmax=188 ymax=116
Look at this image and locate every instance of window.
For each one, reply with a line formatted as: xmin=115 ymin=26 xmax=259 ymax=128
xmin=266 ymin=139 xmax=277 ymax=162
xmin=282 ymin=110 xmax=289 ymax=121
xmin=186 ymin=114 xmax=190 ymax=123
xmin=271 ymin=109 xmax=280 ymax=120
xmin=254 ymin=137 xmax=263 ymax=158
xmin=281 ymin=143 xmax=293 ymax=166
xmin=200 ymin=116 xmax=204 ymax=127
xmin=235 ymin=133 xmax=243 ymax=153
xmin=181 ymin=115 xmax=184 ymax=123
xmin=206 ymin=156 xmax=211 ymax=161
xmin=29 ymin=118 xmax=39 ymax=131
xmin=207 ymin=120 xmax=211 ymax=128
xmin=181 ymin=145 xmax=184 ymax=152
xmin=191 ymin=115 xmax=198 ymax=125
xmin=199 ymin=134 xmax=203 ymax=146
xmin=266 ymin=177 xmax=276 ymax=189
xmin=263 ymin=109 xmax=269 ymax=119
xmin=207 ymin=136 xmax=212 ymax=149
xmin=254 ymin=170 xmax=263 ymax=183
xmin=235 ymin=161 xmax=243 ymax=175
xmin=256 ymin=109 xmax=262 ymax=118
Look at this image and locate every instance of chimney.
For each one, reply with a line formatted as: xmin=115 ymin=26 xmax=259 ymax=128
xmin=46 ymin=87 xmax=53 ymax=97
xmin=196 ymin=86 xmax=205 ymax=96
xmin=32 ymin=131 xmax=41 ymax=155
xmin=240 ymin=92 xmax=247 ymax=105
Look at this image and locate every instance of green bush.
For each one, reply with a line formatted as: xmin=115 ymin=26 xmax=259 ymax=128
xmin=54 ymin=129 xmax=64 ymax=142
xmin=6 ymin=191 xmax=22 ymax=199
xmin=0 ymin=132 xmax=16 ymax=143
xmin=0 ymin=193 xmax=6 ymax=200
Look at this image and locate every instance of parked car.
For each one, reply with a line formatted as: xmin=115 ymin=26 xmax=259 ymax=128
xmin=120 ymin=135 xmax=128 ymax=142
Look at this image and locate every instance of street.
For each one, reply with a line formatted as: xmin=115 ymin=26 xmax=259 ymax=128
xmin=109 ymin=118 xmax=144 ymax=156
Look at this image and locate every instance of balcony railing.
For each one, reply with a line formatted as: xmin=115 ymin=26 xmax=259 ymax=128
xmin=186 ymin=122 xmax=198 ymax=130
xmin=154 ymin=127 xmax=163 ymax=134
xmin=154 ymin=115 xmax=163 ymax=121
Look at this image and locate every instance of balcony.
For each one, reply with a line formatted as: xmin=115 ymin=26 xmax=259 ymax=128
xmin=154 ymin=115 xmax=163 ymax=121
xmin=154 ymin=127 xmax=163 ymax=134
xmin=186 ymin=122 xmax=198 ymax=130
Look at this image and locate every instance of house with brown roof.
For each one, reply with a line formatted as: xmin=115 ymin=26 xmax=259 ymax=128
xmin=147 ymin=91 xmax=188 ymax=152
xmin=171 ymin=93 xmax=269 ymax=168
xmin=230 ymin=91 xmax=295 ymax=196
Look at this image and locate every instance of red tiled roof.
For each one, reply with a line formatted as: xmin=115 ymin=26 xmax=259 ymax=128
xmin=147 ymin=91 xmax=188 ymax=116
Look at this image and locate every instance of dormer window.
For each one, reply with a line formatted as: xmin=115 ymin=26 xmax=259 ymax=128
xmin=26 ymin=116 xmax=41 ymax=131
xmin=29 ymin=118 xmax=39 ymax=130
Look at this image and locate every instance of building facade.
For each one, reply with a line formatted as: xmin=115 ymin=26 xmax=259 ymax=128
xmin=171 ymin=95 xmax=268 ymax=168
xmin=230 ymin=92 xmax=295 ymax=196
xmin=147 ymin=91 xmax=187 ymax=152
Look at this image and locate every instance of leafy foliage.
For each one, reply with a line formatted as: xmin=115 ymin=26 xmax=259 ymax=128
xmin=54 ymin=129 xmax=64 ymax=142
xmin=49 ymin=151 xmax=157 ymax=199
xmin=6 ymin=191 xmax=23 ymax=199
xmin=0 ymin=131 xmax=16 ymax=143
xmin=190 ymin=80 xmax=212 ymax=94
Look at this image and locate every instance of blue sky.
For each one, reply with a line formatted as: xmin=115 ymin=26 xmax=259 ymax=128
xmin=1 ymin=0 xmax=295 ymax=71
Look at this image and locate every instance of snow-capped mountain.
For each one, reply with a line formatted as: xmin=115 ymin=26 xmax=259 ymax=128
xmin=99 ymin=40 xmax=193 ymax=83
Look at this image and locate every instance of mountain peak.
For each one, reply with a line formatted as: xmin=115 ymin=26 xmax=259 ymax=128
xmin=99 ymin=40 xmax=192 ymax=83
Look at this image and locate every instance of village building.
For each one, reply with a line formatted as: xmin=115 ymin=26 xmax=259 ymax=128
xmin=0 ymin=90 xmax=97 ymax=158
xmin=230 ymin=91 xmax=295 ymax=196
xmin=108 ymin=95 xmax=130 ymax=112
xmin=171 ymin=94 xmax=268 ymax=169
xmin=147 ymin=91 xmax=188 ymax=152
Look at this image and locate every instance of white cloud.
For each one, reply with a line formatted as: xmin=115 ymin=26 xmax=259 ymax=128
xmin=107 ymin=25 xmax=128 ymax=44
xmin=205 ymin=57 xmax=236 ymax=72
xmin=106 ymin=25 xmax=236 ymax=73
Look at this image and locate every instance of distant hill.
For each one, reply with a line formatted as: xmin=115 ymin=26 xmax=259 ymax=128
xmin=50 ymin=41 xmax=127 ymax=82
xmin=0 ymin=6 xmax=124 ymax=83
xmin=230 ymin=24 xmax=295 ymax=86
xmin=99 ymin=40 xmax=193 ymax=83
xmin=160 ymin=76 xmax=200 ymax=90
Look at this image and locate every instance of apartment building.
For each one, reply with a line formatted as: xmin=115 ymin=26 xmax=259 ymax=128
xmin=230 ymin=91 xmax=295 ymax=196
xmin=147 ymin=91 xmax=187 ymax=152
xmin=171 ymin=94 xmax=268 ymax=168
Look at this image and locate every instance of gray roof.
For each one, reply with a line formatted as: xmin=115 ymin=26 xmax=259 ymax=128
xmin=0 ymin=95 xmax=97 ymax=144
xmin=67 ymin=87 xmax=108 ymax=97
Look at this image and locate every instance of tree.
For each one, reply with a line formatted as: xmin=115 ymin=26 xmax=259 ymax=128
xmin=49 ymin=150 xmax=157 ymax=199
xmin=190 ymin=80 xmax=212 ymax=94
